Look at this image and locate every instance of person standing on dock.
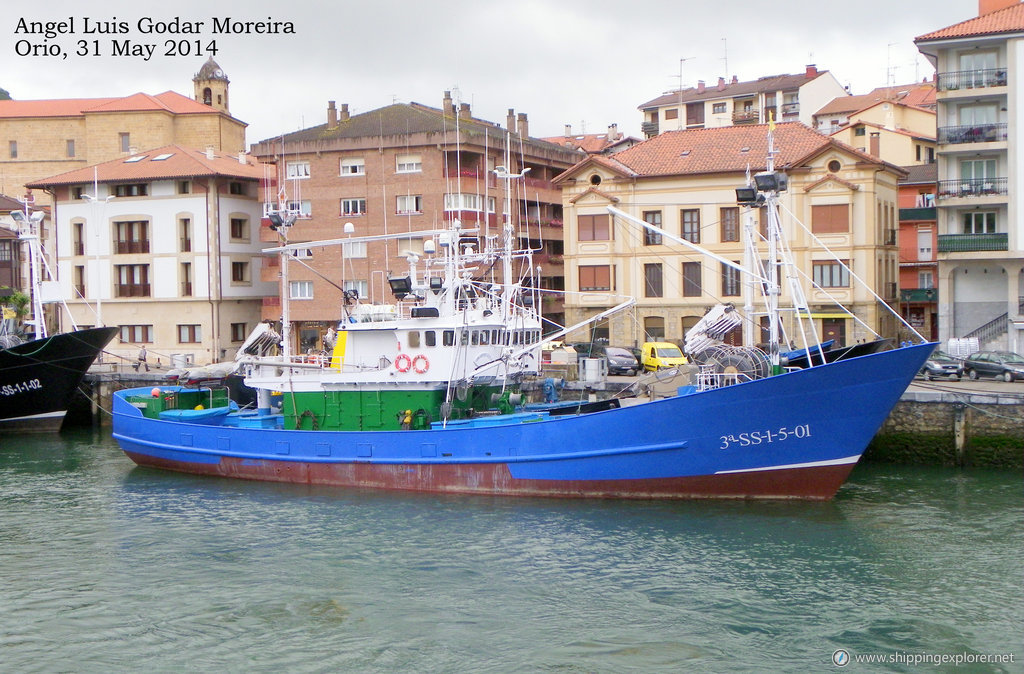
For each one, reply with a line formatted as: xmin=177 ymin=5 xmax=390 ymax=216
xmin=133 ymin=345 xmax=149 ymax=372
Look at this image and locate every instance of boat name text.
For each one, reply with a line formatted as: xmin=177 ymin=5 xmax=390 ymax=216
xmin=1 ymin=378 xmax=42 ymax=397
xmin=720 ymin=424 xmax=811 ymax=450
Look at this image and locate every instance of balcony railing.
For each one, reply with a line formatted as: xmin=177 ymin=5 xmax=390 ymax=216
xmin=900 ymin=287 xmax=938 ymax=303
xmin=938 ymin=123 xmax=1007 ymax=145
xmin=937 ymin=233 xmax=1007 ymax=253
xmin=73 ymin=242 xmax=84 ymax=255
xmin=781 ymin=102 xmax=800 ymax=116
xmin=641 ymin=121 xmax=659 ymax=137
xmin=899 ymin=207 xmax=937 ymax=221
xmin=732 ymin=108 xmax=760 ymax=124
xmin=180 ymin=238 xmax=191 ymax=252
xmin=937 ymin=68 xmax=1007 ymax=91
xmin=116 ymin=240 xmax=149 ymax=254
xmin=115 ymin=283 xmax=151 ymax=297
xmin=937 ymin=177 xmax=1008 ymax=199
xmin=181 ymin=282 xmax=192 ymax=297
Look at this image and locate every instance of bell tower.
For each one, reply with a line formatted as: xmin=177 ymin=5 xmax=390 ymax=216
xmin=193 ymin=57 xmax=230 ymax=113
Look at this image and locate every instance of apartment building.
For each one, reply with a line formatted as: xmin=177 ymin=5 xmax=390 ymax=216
xmin=828 ymin=99 xmax=937 ymax=166
xmin=915 ymin=0 xmax=1024 ymax=352
xmin=27 ymin=145 xmax=275 ymax=366
xmin=249 ymin=94 xmax=580 ymax=353
xmin=638 ymin=66 xmax=847 ymax=138
xmin=554 ymin=123 xmax=906 ymax=349
xmin=813 ymin=81 xmax=937 ymax=133
xmin=897 ymin=164 xmax=940 ymax=341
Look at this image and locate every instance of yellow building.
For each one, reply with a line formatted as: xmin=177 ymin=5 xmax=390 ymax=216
xmin=554 ymin=122 xmax=907 ymax=350
xmin=829 ymin=100 xmax=936 ymax=167
xmin=0 ymin=58 xmax=245 ymax=203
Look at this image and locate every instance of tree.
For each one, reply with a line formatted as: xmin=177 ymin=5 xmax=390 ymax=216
xmin=0 ymin=88 xmax=10 ymax=101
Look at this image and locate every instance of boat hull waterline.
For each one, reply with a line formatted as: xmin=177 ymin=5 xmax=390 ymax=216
xmin=112 ymin=343 xmax=934 ymax=500
xmin=1 ymin=326 xmax=118 ymax=433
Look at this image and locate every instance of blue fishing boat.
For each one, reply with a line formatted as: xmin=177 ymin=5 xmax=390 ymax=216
xmin=111 ymin=129 xmax=934 ymax=499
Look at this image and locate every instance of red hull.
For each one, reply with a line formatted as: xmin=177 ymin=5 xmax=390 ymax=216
xmin=125 ymin=452 xmax=856 ymax=500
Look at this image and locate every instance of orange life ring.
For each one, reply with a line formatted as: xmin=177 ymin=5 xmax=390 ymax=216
xmin=412 ymin=354 xmax=429 ymax=374
xmin=395 ymin=353 xmax=412 ymax=372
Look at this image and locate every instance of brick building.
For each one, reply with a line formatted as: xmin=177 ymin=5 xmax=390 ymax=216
xmin=249 ymin=94 xmax=580 ymax=353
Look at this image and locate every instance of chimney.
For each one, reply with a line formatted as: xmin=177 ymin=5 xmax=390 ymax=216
xmin=979 ymin=0 xmax=1018 ymax=14
xmin=205 ymin=146 xmax=215 ymax=159
xmin=517 ymin=112 xmax=529 ymax=138
xmin=607 ymin=123 xmax=618 ymax=142
xmin=732 ymin=75 xmax=738 ymax=84
xmin=128 ymin=146 xmax=139 ymax=155
xmin=696 ymin=80 xmax=705 ymax=94
xmin=238 ymin=151 xmax=246 ymax=165
xmin=459 ymin=102 xmax=471 ymax=120
xmin=507 ymin=108 xmax=516 ymax=132
xmin=327 ymin=101 xmax=337 ymax=129
xmin=340 ymin=103 xmax=350 ymax=122
xmin=717 ymin=77 xmax=726 ymax=91
xmin=443 ymin=90 xmax=453 ymax=115
xmin=565 ymin=123 xmax=572 ymax=137
xmin=806 ymin=64 xmax=818 ymax=78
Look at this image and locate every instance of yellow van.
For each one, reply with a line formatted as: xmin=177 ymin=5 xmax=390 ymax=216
xmin=641 ymin=342 xmax=687 ymax=372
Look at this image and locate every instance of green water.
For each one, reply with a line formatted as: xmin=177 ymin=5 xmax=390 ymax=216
xmin=1 ymin=430 xmax=1020 ymax=672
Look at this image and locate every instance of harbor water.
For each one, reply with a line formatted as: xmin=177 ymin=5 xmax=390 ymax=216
xmin=1 ymin=430 xmax=1021 ymax=672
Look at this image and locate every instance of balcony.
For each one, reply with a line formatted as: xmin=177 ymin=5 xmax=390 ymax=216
xmin=641 ymin=121 xmax=659 ymax=137
xmin=937 ymin=233 xmax=1007 ymax=253
xmin=115 ymin=240 xmax=149 ymax=254
xmin=732 ymin=108 xmax=760 ymax=124
xmin=781 ymin=102 xmax=799 ymax=117
xmin=181 ymin=281 xmax=192 ymax=297
xmin=73 ymin=241 xmax=84 ymax=255
xmin=937 ymin=177 xmax=1008 ymax=199
xmin=900 ymin=287 xmax=938 ymax=303
xmin=899 ymin=207 xmax=937 ymax=222
xmin=937 ymin=68 xmax=1007 ymax=92
xmin=938 ymin=123 xmax=1007 ymax=145
xmin=115 ymin=283 xmax=151 ymax=297
xmin=180 ymin=238 xmax=191 ymax=252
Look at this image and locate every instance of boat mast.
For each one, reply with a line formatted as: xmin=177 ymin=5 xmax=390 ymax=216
xmin=15 ymin=195 xmax=47 ymax=339
xmin=764 ymin=124 xmax=782 ymax=373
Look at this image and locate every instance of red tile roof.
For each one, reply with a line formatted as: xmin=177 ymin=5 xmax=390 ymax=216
xmin=27 ymin=145 xmax=268 ymax=188
xmin=916 ymin=2 xmax=1024 ymax=41
xmin=815 ymin=83 xmax=936 ymax=117
xmin=0 ymin=90 xmax=224 ymax=119
xmin=639 ymin=70 xmax=828 ymax=109
xmin=555 ymin=123 xmax=902 ymax=182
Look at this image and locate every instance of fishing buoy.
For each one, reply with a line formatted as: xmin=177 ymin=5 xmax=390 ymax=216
xmin=194 ymin=404 xmax=204 ymax=410
xmin=151 ymin=387 xmax=161 ymax=397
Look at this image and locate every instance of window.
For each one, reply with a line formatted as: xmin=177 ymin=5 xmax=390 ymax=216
xmin=115 ymin=264 xmax=150 ymax=297
xmin=917 ymin=229 xmax=932 ymax=261
xmin=178 ymin=181 xmax=191 ymax=194
xmin=179 ymin=218 xmax=192 ymax=252
xmin=290 ymin=280 xmax=314 ymax=299
xmin=960 ymin=158 xmax=997 ymax=183
xmin=343 ymin=279 xmax=367 ymax=299
xmin=444 ymin=193 xmax=481 ymax=211
xmin=341 ymin=198 xmax=367 ymax=216
xmin=114 ymin=221 xmax=149 ymax=254
xmin=287 ymin=200 xmax=312 ymax=217
xmin=813 ymin=261 xmax=850 ymax=288
xmin=118 ymin=324 xmax=152 ymax=343
xmin=854 ymin=126 xmax=866 ymax=137
xmin=957 ymin=103 xmax=997 ymax=126
xmin=230 ymin=218 xmax=248 ymax=240
xmin=66 ymin=140 xmax=75 ymax=158
xmin=811 ymin=204 xmax=849 ymax=234
xmin=720 ymin=207 xmax=739 ymax=242
xmin=682 ymin=261 xmax=702 ymax=297
xmin=286 ymin=161 xmax=310 ymax=179
xmin=181 ymin=262 xmax=192 ymax=296
xmin=681 ymin=209 xmax=700 ymax=244
xmin=340 ymin=158 xmax=365 ymax=176
xmin=579 ymin=265 xmax=612 ymax=291
xmin=229 ymin=182 xmax=246 ymax=195
xmin=397 ymin=194 xmax=423 ymax=214
xmin=664 ymin=108 xmax=679 ymax=120
xmin=644 ymin=263 xmax=663 ymax=297
xmin=231 ymin=261 xmax=249 ymax=283
xmin=644 ymin=317 xmax=665 ymax=341
xmin=8 ymin=141 xmax=16 ymax=158
xmin=918 ymin=271 xmax=934 ymax=290
xmin=72 ymin=222 xmax=85 ymax=255
xmin=231 ymin=323 xmax=247 ymax=342
xmin=578 ymin=214 xmax=611 ymax=241
xmin=712 ymin=102 xmax=727 ymax=114
xmin=963 ymin=211 xmax=996 ymax=234
xmin=686 ymin=102 xmax=704 ymax=127
xmin=396 ymin=154 xmax=422 ymax=173
xmin=115 ymin=183 xmax=148 ymax=197
xmin=177 ymin=324 xmax=202 ymax=343
xmin=721 ymin=262 xmax=740 ymax=296
xmin=642 ymin=211 xmax=663 ymax=245
xmin=119 ymin=133 xmax=130 ymax=152
xmin=342 ymin=241 xmax=367 ymax=258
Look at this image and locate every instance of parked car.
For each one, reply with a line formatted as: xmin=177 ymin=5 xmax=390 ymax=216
xmin=919 ymin=351 xmax=964 ymax=381
xmin=962 ymin=351 xmax=1024 ymax=382
xmin=605 ymin=347 xmax=639 ymax=376
xmin=640 ymin=342 xmax=687 ymax=372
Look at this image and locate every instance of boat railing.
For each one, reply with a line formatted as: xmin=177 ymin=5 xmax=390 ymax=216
xmin=696 ymin=370 xmax=755 ymax=391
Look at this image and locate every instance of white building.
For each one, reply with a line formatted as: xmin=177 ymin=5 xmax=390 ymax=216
xmin=916 ymin=0 xmax=1024 ymax=352
xmin=28 ymin=145 xmax=276 ymax=366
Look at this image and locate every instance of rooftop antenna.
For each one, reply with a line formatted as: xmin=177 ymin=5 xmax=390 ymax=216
xmin=721 ymin=38 xmax=728 ymax=78
xmin=675 ymin=56 xmax=694 ymax=130
xmin=887 ymin=43 xmax=898 ymax=87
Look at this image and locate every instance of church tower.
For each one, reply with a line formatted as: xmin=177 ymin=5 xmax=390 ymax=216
xmin=193 ymin=57 xmax=230 ymax=113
